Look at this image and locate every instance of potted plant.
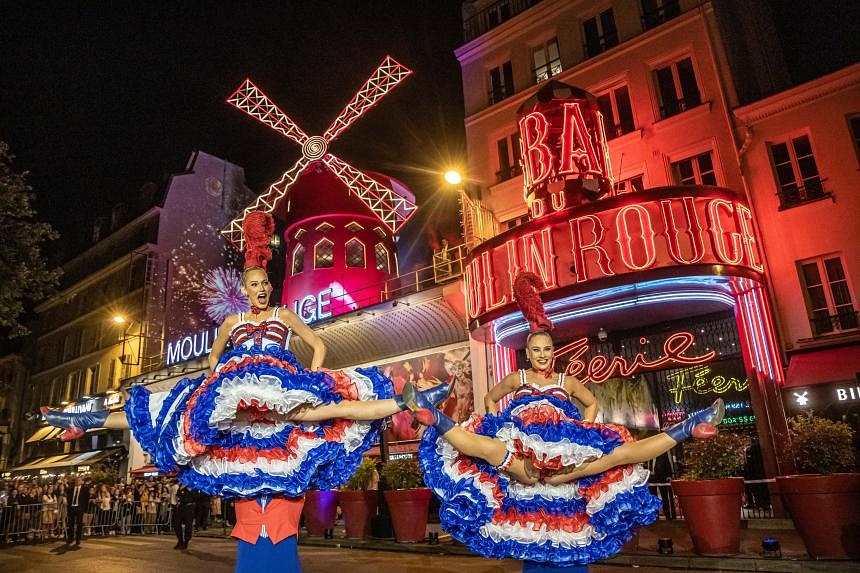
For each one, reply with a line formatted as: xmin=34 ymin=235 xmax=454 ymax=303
xmin=776 ymin=412 xmax=859 ymax=560
xmin=381 ymin=457 xmax=432 ymax=543
xmin=671 ymin=432 xmax=751 ymax=555
xmin=303 ymin=488 xmax=339 ymax=537
xmin=339 ymin=457 xmax=378 ymax=539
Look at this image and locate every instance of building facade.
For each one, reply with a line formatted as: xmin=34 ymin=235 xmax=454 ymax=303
xmin=8 ymin=150 xmax=254 ymax=478
xmin=452 ymin=0 xmax=859 ymax=491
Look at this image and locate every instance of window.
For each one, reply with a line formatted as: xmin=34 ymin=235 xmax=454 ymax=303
xmin=108 ymin=358 xmax=118 ymax=390
xmin=375 ymin=243 xmax=390 ymax=273
xmin=849 ymin=114 xmax=860 ymax=161
xmin=345 ymin=239 xmax=365 ymax=268
xmin=503 ymin=214 xmax=531 ymax=230
xmin=373 ymin=226 xmax=387 ymax=239
xmin=345 ymin=221 xmax=364 ymax=233
xmin=612 ymin=174 xmax=645 ymax=197
xmin=66 ymin=370 xmax=80 ymax=401
xmin=655 ymin=57 xmax=701 ymax=119
xmin=596 ymin=85 xmax=635 ymax=139
xmin=84 ymin=364 xmax=99 ymax=395
xmin=532 ymin=38 xmax=561 ymax=83
xmin=314 ymin=239 xmax=334 ymax=268
xmin=488 ymin=61 xmax=514 ymax=105
xmin=293 ymin=228 xmax=306 ymax=240
xmin=641 ymin=0 xmax=680 ymax=30
xmin=291 ymin=244 xmax=305 ymax=275
xmin=799 ymin=256 xmax=858 ymax=336
xmin=315 ymin=222 xmax=334 ymax=233
xmin=769 ymin=134 xmax=825 ymax=209
xmin=496 ymin=133 xmax=521 ymax=182
xmin=673 ymin=152 xmax=717 ymax=186
xmin=583 ymin=9 xmax=618 ymax=58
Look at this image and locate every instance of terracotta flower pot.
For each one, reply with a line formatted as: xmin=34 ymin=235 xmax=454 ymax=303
xmin=303 ymin=490 xmax=339 ymax=537
xmin=339 ymin=489 xmax=378 ymax=539
xmin=383 ymin=488 xmax=432 ymax=543
xmin=671 ymin=477 xmax=744 ymax=556
xmin=776 ymin=473 xmax=860 ymax=560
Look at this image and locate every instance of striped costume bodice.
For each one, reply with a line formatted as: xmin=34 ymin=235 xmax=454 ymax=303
xmin=229 ymin=307 xmax=292 ymax=350
xmin=512 ymin=369 xmax=570 ymax=401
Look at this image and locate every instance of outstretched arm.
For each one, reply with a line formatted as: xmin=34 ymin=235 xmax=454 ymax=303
xmin=483 ymin=372 xmax=519 ymax=415
xmin=280 ymin=307 xmax=326 ymax=370
xmin=567 ymin=375 xmax=598 ymax=422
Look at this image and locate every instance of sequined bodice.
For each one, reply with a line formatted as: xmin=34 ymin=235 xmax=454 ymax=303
xmin=512 ymin=370 xmax=570 ymax=401
xmin=228 ymin=307 xmax=292 ymax=350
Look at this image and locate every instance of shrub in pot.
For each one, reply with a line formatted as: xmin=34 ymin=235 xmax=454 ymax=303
xmin=381 ymin=457 xmax=432 ymax=543
xmin=671 ymin=432 xmax=751 ymax=555
xmin=776 ymin=412 xmax=859 ymax=559
xmin=339 ymin=457 xmax=378 ymax=539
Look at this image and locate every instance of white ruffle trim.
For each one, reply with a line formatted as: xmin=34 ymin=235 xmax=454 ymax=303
xmin=495 ymin=424 xmax=604 ymax=469
xmin=434 ymin=428 xmax=501 ymax=510
xmin=506 ymin=480 xmax=582 ymax=502
xmin=210 ymin=373 xmax=321 ymax=437
xmin=586 ymin=464 xmax=651 ymax=515
xmin=190 ymin=434 xmax=326 ymax=477
xmin=480 ymin=517 xmax=605 ymax=549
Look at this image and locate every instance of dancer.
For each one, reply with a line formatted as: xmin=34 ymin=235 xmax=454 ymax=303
xmin=42 ymin=211 xmax=451 ymax=571
xmin=413 ymin=272 xmax=724 ymax=567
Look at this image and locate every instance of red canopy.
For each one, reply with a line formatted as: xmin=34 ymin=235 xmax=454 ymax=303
xmin=785 ymin=344 xmax=860 ymax=388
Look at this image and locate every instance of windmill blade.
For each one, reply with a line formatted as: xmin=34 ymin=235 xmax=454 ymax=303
xmin=227 ymin=79 xmax=310 ymax=147
xmin=323 ymin=154 xmax=417 ymax=234
xmin=221 ymin=156 xmax=311 ymax=249
xmin=322 ymin=56 xmax=413 ymax=143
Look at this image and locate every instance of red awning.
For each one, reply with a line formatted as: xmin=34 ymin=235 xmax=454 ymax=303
xmin=129 ymin=465 xmax=175 ymax=477
xmin=785 ymin=344 xmax=860 ymax=388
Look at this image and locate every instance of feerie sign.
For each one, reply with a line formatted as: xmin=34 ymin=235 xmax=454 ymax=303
xmin=464 ymin=189 xmax=765 ymax=321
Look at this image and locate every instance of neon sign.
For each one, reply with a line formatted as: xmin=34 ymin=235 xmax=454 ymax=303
xmin=517 ymin=84 xmax=614 ymax=209
xmin=836 ymin=385 xmax=860 ymax=402
xmin=166 ymin=327 xmax=219 ymax=366
xmin=556 ymin=331 xmax=716 ymax=384
xmin=290 ymin=282 xmax=358 ymax=324
xmin=463 ymin=190 xmax=765 ymax=322
xmin=666 ymin=365 xmax=750 ymax=404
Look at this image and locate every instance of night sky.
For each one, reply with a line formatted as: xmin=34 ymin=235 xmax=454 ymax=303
xmin=0 ymin=2 xmax=466 ymax=267
xmin=2 ymin=2 xmax=858 ymax=268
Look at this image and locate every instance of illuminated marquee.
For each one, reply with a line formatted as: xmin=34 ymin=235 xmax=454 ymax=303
xmin=464 ymin=188 xmax=765 ymax=322
xmin=517 ymin=82 xmax=615 ymax=211
xmin=166 ymin=327 xmax=219 ymax=366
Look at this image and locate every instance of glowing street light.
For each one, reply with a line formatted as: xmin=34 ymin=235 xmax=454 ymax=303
xmin=444 ymin=170 xmax=463 ymax=186
xmin=112 ymin=315 xmax=127 ymax=324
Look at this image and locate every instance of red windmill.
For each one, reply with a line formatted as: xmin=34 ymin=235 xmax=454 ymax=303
xmin=222 ymin=56 xmax=418 ymax=251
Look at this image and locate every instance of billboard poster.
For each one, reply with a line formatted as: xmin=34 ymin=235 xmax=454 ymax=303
xmin=377 ymin=346 xmax=473 ymax=442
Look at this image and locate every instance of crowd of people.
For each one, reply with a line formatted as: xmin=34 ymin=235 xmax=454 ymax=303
xmin=0 ymin=475 xmax=229 ymax=543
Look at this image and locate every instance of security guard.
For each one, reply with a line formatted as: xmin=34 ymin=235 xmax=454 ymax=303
xmin=174 ymin=483 xmax=196 ymax=549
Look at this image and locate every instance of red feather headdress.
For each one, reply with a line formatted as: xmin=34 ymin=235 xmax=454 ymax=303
xmin=512 ymin=272 xmax=552 ymax=333
xmin=242 ymin=211 xmax=275 ymax=269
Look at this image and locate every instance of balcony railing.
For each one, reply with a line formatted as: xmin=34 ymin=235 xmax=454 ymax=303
xmin=777 ymin=179 xmax=830 ymax=210
xmin=659 ymin=94 xmax=702 ymax=119
xmin=810 ymin=309 xmax=859 ymax=337
xmin=495 ymin=164 xmax=522 ymax=183
xmin=463 ymin=0 xmax=543 ymax=42
xmin=533 ymin=58 xmax=562 ymax=83
xmin=641 ymin=0 xmax=681 ymax=30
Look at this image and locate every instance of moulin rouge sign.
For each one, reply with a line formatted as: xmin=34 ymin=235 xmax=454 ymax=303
xmin=464 ymin=83 xmax=764 ymax=323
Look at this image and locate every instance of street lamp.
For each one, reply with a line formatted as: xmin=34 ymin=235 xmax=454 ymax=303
xmin=444 ymin=170 xmax=462 ymax=186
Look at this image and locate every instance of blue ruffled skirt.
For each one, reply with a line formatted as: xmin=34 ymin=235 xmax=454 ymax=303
xmin=419 ymin=393 xmax=660 ymax=566
xmin=125 ymin=344 xmax=392 ymax=498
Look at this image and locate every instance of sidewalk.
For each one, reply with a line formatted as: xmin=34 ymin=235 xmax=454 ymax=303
xmin=197 ymin=519 xmax=860 ymax=572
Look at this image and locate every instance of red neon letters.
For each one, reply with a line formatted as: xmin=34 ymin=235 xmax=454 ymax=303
xmin=465 ymin=193 xmax=765 ymax=320
xmin=556 ymin=331 xmax=717 ymax=384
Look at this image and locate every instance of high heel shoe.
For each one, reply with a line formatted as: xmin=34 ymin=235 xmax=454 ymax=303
xmin=664 ymin=398 xmax=725 ymax=443
xmin=394 ymin=380 xmax=454 ymax=412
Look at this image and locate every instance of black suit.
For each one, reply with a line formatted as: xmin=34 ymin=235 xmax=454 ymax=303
xmin=65 ymin=484 xmax=91 ymax=544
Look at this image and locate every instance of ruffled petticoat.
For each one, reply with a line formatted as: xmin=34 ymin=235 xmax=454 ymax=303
xmin=126 ymin=344 xmax=392 ymax=498
xmin=419 ymin=393 xmax=661 ymax=566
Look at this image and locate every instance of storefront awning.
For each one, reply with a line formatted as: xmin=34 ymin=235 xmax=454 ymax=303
xmin=785 ymin=344 xmax=860 ymax=388
xmin=24 ymin=426 xmax=63 ymax=443
xmin=129 ymin=464 xmax=175 ymax=477
xmin=10 ymin=448 xmax=122 ymax=474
